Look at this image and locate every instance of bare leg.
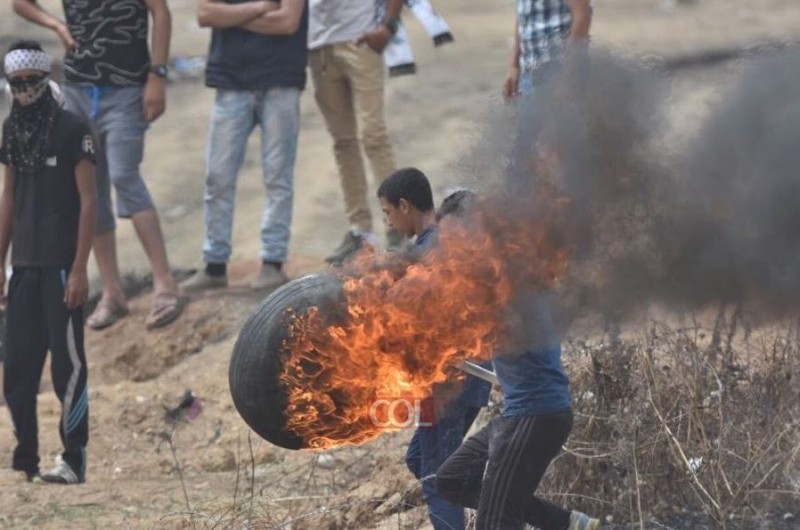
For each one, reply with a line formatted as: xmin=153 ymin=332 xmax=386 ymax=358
xmin=93 ymin=231 xmax=127 ymax=306
xmin=130 ymin=209 xmax=178 ymax=295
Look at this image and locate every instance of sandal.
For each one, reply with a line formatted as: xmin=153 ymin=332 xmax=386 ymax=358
xmin=86 ymin=300 xmax=129 ymax=330
xmin=146 ymin=292 xmax=187 ymax=330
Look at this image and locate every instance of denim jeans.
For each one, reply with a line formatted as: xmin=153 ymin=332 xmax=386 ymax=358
xmin=203 ymin=88 xmax=300 ymax=264
xmin=406 ymin=398 xmax=483 ymax=530
xmin=64 ymin=85 xmax=153 ymax=234
xmin=519 ymin=73 xmax=535 ymax=96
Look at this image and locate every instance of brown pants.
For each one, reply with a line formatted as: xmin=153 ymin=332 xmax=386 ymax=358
xmin=310 ymin=43 xmax=396 ymax=233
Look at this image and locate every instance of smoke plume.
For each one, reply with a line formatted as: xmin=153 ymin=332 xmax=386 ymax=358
xmin=451 ymin=47 xmax=800 ymax=335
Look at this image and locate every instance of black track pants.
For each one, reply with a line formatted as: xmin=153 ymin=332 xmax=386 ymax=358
xmin=436 ymin=411 xmax=574 ymax=530
xmin=3 ymin=267 xmax=88 ymax=476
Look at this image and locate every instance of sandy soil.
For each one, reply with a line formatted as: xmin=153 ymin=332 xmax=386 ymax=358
xmin=1 ymin=0 xmax=800 ymax=528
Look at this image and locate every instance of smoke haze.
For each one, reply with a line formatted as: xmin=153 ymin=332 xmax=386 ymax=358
xmin=449 ymin=48 xmax=800 ymax=334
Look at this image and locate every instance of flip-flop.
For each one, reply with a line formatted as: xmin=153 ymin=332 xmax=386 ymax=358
xmin=86 ymin=300 xmax=129 ymax=330
xmin=146 ymin=292 xmax=187 ymax=331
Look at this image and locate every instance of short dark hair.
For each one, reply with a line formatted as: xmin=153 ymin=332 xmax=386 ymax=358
xmin=377 ymin=167 xmax=434 ymax=212
xmin=436 ymin=189 xmax=476 ymax=221
xmin=7 ymin=40 xmax=44 ymax=53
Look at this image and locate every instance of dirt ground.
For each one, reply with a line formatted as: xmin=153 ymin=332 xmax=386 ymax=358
xmin=1 ymin=0 xmax=800 ymax=528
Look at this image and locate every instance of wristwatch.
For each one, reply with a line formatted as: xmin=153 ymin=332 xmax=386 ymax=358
xmin=383 ymin=18 xmax=400 ymax=36
xmin=149 ymin=64 xmax=169 ymax=79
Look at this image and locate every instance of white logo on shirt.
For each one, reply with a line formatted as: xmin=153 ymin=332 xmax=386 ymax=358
xmin=46 ymin=156 xmax=57 ymax=167
xmin=82 ymin=135 xmax=94 ymax=155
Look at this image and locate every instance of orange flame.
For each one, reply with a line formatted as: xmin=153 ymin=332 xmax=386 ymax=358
xmin=281 ymin=195 xmax=571 ymax=449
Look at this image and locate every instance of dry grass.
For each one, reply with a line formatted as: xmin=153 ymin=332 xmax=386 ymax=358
xmin=541 ymin=307 xmax=800 ymax=528
xmin=158 ymin=313 xmax=800 ymax=529
xmin=152 ymin=306 xmax=800 ymax=529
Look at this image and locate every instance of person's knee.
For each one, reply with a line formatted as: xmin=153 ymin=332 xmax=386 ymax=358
xmin=204 ymin=165 xmax=236 ymax=197
xmin=3 ymin=380 xmax=31 ymax=405
xmin=333 ymin=136 xmax=360 ymax=153
xmin=360 ymin=122 xmax=390 ymax=150
xmin=434 ymin=474 xmax=463 ymax=504
xmin=260 ymin=154 xmax=295 ymax=195
xmin=113 ymin=176 xmax=155 ymax=219
xmin=116 ymin=197 xmax=155 ymax=220
xmin=434 ymin=458 xmax=463 ymax=501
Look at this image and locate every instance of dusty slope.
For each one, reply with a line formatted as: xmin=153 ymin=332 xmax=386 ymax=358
xmin=1 ymin=0 xmax=800 ymax=528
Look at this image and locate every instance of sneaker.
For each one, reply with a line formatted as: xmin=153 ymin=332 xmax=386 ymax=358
xmin=180 ymin=269 xmax=228 ymax=294
xmin=325 ymin=231 xmax=367 ymax=266
xmin=41 ymin=458 xmax=84 ymax=485
xmin=568 ymin=511 xmax=601 ymax=530
xmin=388 ymin=63 xmax=417 ymax=77
xmin=250 ymin=264 xmax=288 ymax=291
xmin=25 ymin=470 xmax=42 ymax=483
xmin=433 ymin=32 xmax=455 ymax=47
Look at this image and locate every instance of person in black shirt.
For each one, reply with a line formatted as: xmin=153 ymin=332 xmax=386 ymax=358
xmin=180 ymin=0 xmax=307 ymax=293
xmin=0 ymin=41 xmax=97 ymax=485
xmin=13 ymin=0 xmax=184 ymax=331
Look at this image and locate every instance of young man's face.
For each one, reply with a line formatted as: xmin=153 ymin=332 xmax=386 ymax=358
xmin=8 ymin=68 xmax=49 ymax=106
xmin=380 ymin=197 xmax=414 ymax=237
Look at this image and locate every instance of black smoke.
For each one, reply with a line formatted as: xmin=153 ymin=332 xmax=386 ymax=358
xmin=453 ymin=47 xmax=800 ymax=334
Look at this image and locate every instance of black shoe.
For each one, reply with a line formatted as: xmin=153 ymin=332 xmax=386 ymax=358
xmin=388 ymin=63 xmax=417 ymax=78
xmin=13 ymin=462 xmax=42 ymax=483
xmin=325 ymin=231 xmax=367 ymax=266
xmin=433 ymin=32 xmax=455 ymax=47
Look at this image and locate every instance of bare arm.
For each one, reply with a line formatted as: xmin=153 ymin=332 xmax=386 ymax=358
xmin=241 ymin=0 xmax=305 ymax=36
xmin=356 ymin=0 xmax=404 ymax=54
xmin=510 ymin=14 xmax=521 ymax=68
xmin=145 ymin=0 xmax=172 ymax=66
xmin=384 ymin=0 xmax=404 ymax=21
xmin=0 ymin=166 xmax=14 ymax=303
xmin=198 ymin=0 xmax=274 ymax=29
xmin=12 ymin=0 xmax=75 ymax=50
xmin=502 ymin=12 xmax=521 ymax=101
xmin=142 ymin=0 xmax=172 ymax=122
xmin=72 ymin=159 xmax=96 ymax=278
xmin=65 ymin=159 xmax=96 ymax=309
xmin=567 ymin=0 xmax=591 ymax=41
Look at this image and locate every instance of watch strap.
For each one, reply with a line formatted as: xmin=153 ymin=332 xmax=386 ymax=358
xmin=149 ymin=64 xmax=169 ymax=78
xmin=383 ymin=18 xmax=400 ymax=36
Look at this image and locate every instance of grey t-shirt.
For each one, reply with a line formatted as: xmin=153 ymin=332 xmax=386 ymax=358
xmin=308 ymin=0 xmax=376 ymax=50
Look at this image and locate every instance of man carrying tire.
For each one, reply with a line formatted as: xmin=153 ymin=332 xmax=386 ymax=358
xmin=378 ymin=168 xmax=492 ymax=530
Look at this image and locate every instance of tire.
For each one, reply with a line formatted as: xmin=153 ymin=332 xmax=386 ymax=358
xmin=229 ymin=274 xmax=346 ymax=450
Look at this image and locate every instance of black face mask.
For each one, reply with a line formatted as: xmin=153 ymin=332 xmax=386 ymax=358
xmin=6 ymin=84 xmax=59 ymax=177
xmin=8 ymin=73 xmax=49 ymax=106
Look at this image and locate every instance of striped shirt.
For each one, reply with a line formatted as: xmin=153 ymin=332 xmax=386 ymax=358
xmin=517 ymin=0 xmax=573 ymax=72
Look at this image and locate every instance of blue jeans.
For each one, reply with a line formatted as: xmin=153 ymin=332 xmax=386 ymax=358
xmin=64 ymin=85 xmax=153 ymax=234
xmin=519 ymin=59 xmax=560 ymax=96
xmin=203 ymin=88 xmax=300 ymax=264
xmin=406 ymin=401 xmax=482 ymax=530
xmin=519 ymin=73 xmax=535 ymax=96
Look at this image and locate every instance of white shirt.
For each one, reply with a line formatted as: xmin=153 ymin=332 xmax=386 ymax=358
xmin=308 ymin=0 xmax=377 ymax=50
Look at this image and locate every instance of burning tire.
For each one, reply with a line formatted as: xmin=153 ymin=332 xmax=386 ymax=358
xmin=228 ymin=274 xmax=346 ymax=450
